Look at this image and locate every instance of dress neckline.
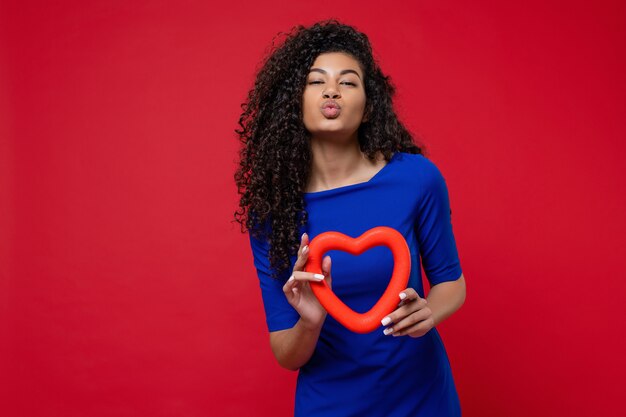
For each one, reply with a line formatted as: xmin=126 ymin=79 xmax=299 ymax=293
xmin=304 ymin=152 xmax=398 ymax=197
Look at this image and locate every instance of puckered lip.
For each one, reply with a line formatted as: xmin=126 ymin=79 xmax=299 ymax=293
xmin=321 ymin=100 xmax=341 ymax=110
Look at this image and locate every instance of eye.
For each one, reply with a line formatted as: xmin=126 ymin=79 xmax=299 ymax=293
xmin=307 ymin=80 xmax=357 ymax=86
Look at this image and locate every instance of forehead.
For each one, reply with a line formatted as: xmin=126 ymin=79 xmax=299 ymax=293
xmin=309 ymin=52 xmax=363 ymax=77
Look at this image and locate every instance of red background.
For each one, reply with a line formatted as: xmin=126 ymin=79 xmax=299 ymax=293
xmin=1 ymin=1 xmax=625 ymax=416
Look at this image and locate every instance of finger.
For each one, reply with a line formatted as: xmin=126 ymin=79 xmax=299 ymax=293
xmin=322 ymin=256 xmax=333 ymax=288
xmin=397 ymin=298 xmax=410 ymax=307
xmin=321 ymin=256 xmax=332 ymax=276
xmin=292 ymin=271 xmax=325 ymax=282
xmin=394 ymin=316 xmax=434 ymax=337
xmin=381 ymin=292 xmax=427 ymax=327
xmin=388 ymin=306 xmax=432 ymax=335
xmin=393 ymin=289 xmax=420 ymax=312
xmin=293 ymin=233 xmax=308 ymax=262
xmin=398 ymin=287 xmax=420 ymax=302
xmin=298 ymin=232 xmax=309 ymax=254
xmin=381 ymin=299 xmax=426 ymax=328
xmin=282 ymin=275 xmax=303 ymax=304
xmin=292 ymin=243 xmax=310 ymax=271
xmin=283 ymin=274 xmax=299 ymax=293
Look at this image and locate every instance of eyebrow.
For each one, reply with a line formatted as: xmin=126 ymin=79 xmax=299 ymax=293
xmin=308 ymin=68 xmax=362 ymax=79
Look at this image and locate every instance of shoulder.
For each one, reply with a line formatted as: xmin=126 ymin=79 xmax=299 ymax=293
xmin=394 ymin=152 xmax=446 ymax=184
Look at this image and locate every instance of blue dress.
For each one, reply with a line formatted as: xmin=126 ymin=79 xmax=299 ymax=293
xmin=249 ymin=152 xmax=463 ymax=416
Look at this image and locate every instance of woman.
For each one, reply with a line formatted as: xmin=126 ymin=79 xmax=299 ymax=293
xmin=234 ymin=19 xmax=466 ymax=416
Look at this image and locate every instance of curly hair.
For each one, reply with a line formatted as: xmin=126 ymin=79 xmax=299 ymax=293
xmin=233 ymin=18 xmax=428 ymax=280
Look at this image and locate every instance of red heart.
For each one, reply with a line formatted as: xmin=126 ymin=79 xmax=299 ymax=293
xmin=304 ymin=226 xmax=411 ymax=334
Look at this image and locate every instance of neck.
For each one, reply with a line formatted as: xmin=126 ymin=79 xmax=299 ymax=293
xmin=306 ymin=133 xmax=381 ymax=192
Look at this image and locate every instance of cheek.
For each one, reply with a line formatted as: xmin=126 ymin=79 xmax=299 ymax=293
xmin=348 ymin=95 xmax=367 ymax=119
xmin=357 ymin=93 xmax=367 ymax=110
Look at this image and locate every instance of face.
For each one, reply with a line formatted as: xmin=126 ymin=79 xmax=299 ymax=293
xmin=301 ymin=52 xmax=367 ymax=140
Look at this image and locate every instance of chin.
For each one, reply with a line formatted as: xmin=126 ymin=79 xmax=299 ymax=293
xmin=310 ymin=127 xmax=358 ymax=140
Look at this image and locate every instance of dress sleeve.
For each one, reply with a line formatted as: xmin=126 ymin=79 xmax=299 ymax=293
xmin=249 ymin=231 xmax=300 ymax=332
xmin=415 ymin=158 xmax=463 ymax=286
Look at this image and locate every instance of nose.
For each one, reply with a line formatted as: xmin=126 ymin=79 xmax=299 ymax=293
xmin=323 ymin=87 xmax=341 ymax=99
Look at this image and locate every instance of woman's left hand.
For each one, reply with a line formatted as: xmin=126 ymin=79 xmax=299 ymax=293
xmin=380 ymin=288 xmax=434 ymax=338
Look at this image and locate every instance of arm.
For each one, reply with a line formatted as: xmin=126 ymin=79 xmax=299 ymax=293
xmin=269 ymin=234 xmax=333 ymax=371
xmin=381 ymin=157 xmax=466 ymax=337
xmin=381 ymin=273 xmax=466 ymax=337
xmin=426 ymin=273 xmax=466 ymax=327
xmin=269 ymin=318 xmax=324 ymax=371
xmin=250 ymin=228 xmax=332 ymax=371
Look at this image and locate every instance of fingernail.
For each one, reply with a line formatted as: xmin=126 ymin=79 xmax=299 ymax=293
xmin=399 ymin=292 xmax=407 ymax=300
xmin=313 ymin=274 xmax=325 ymax=280
xmin=301 ymin=232 xmax=307 ymax=240
xmin=288 ymin=275 xmax=294 ymax=281
xmin=303 ymin=245 xmax=309 ymax=253
xmin=381 ymin=317 xmax=391 ymax=326
xmin=383 ymin=327 xmax=394 ymax=335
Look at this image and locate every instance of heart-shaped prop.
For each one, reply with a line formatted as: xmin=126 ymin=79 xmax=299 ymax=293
xmin=304 ymin=226 xmax=411 ymax=334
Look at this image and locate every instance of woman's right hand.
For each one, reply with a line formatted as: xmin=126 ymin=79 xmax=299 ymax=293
xmin=283 ymin=232 xmax=333 ymax=331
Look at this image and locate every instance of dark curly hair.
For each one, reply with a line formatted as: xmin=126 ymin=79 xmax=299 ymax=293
xmin=233 ymin=18 xmax=428 ymax=280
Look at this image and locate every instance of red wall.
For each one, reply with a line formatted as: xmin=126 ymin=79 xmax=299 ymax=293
xmin=1 ymin=1 xmax=624 ymax=416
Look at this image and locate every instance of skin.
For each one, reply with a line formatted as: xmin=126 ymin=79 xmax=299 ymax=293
xmin=269 ymin=52 xmax=466 ymax=371
xmin=301 ymin=51 xmax=385 ymax=193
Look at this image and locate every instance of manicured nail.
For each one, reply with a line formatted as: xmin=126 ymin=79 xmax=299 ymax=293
xmin=288 ymin=275 xmax=294 ymax=282
xmin=302 ymin=245 xmax=309 ymax=253
xmin=313 ymin=274 xmax=325 ymax=280
xmin=383 ymin=327 xmax=394 ymax=335
xmin=381 ymin=317 xmax=391 ymax=326
xmin=399 ymin=292 xmax=407 ymax=300
xmin=301 ymin=232 xmax=307 ymax=240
